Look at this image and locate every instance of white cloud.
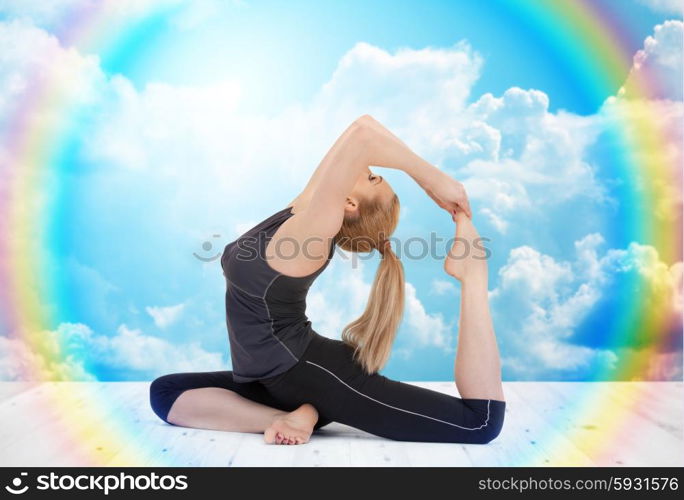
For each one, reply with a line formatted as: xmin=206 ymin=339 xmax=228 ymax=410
xmin=0 ymin=0 xmax=185 ymax=29
xmin=0 ymin=19 xmax=105 ymax=109
xmin=145 ymin=303 xmax=186 ymax=328
xmin=312 ymin=40 xmax=482 ymax=140
xmin=0 ymin=328 xmax=94 ymax=381
xmin=494 ymin=245 xmax=573 ymax=302
xmin=430 ymin=278 xmax=457 ymax=296
xmin=631 ymin=349 xmax=683 ymax=380
xmin=93 ymin=324 xmax=223 ymax=375
xmin=636 ymin=0 xmax=683 ymax=15
xmin=453 ymin=88 xmax=606 ymax=230
xmin=0 ymin=322 xmax=225 ymax=381
xmin=479 ymin=207 xmax=508 ymax=233
xmin=620 ymin=20 xmax=683 ymax=101
xmin=305 ymin=257 xmax=371 ymax=338
xmin=602 ymin=242 xmax=683 ymax=314
xmin=530 ymin=340 xmax=618 ymax=372
xmin=404 ymin=282 xmax=451 ymax=349
xmin=492 ymin=234 xmax=683 ymax=379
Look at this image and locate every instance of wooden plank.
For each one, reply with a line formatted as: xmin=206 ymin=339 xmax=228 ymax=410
xmin=0 ymin=382 xmax=141 ymax=466
xmin=1 ymin=382 xmax=682 ymax=467
xmin=512 ymin=382 xmax=683 ymax=467
xmin=292 ymin=424 xmax=352 ymax=467
xmin=231 ymin=422 xmax=370 ymax=466
xmin=606 ymin=382 xmax=683 ymax=441
xmin=0 ymin=384 xmax=51 ymax=461
xmin=194 ymin=432 xmax=248 ymax=467
xmin=104 ymin=382 xmax=238 ymax=467
xmin=463 ymin=382 xmax=594 ymax=467
xmin=0 ymin=381 xmax=41 ymax=402
xmin=230 ymin=433 xmax=299 ymax=467
xmin=552 ymin=382 xmax=682 ymax=466
xmin=348 ymin=433 xmax=411 ymax=467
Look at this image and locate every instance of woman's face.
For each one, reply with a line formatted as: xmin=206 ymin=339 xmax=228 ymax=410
xmin=346 ymin=168 xmax=395 ymax=213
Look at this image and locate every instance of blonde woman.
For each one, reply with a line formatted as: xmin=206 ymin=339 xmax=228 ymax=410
xmin=149 ymin=115 xmax=506 ymax=445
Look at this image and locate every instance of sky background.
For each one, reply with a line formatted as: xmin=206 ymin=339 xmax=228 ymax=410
xmin=0 ymin=0 xmax=682 ymax=382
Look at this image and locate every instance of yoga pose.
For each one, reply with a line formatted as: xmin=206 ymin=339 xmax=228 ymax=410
xmin=149 ymin=115 xmax=505 ymax=445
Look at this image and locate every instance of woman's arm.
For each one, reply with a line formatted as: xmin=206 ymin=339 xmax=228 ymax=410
xmin=268 ymin=115 xmax=470 ymax=276
xmin=287 ymin=120 xmax=362 ymax=209
xmin=359 ymin=115 xmax=471 ymax=218
xmin=265 ymin=118 xmax=373 ymax=276
xmin=292 ymin=114 xmax=470 ymax=219
xmin=298 ymin=117 xmax=374 ymax=234
xmin=301 ymin=114 xmax=471 ymax=222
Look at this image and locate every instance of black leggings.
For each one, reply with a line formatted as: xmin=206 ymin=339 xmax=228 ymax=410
xmin=149 ymin=333 xmax=505 ymax=444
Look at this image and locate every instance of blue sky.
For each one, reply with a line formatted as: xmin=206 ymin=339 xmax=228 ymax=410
xmin=0 ymin=0 xmax=681 ymax=382
xmin=94 ymin=0 xmax=670 ymax=115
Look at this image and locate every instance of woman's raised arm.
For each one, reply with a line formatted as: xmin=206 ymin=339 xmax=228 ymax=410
xmin=300 ymin=114 xmax=471 ymax=229
xmin=358 ymin=115 xmax=471 ymax=218
xmin=265 ymin=117 xmax=375 ymax=277
xmin=288 ymin=120 xmax=363 ymax=209
xmin=269 ymin=115 xmax=471 ymax=276
xmin=287 ymin=117 xmax=376 ymax=238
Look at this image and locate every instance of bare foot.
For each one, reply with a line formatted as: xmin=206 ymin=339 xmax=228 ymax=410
xmin=444 ymin=210 xmax=488 ymax=282
xmin=264 ymin=404 xmax=318 ymax=445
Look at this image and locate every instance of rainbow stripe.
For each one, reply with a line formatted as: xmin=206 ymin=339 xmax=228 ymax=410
xmin=493 ymin=0 xmax=682 ymax=465
xmin=0 ymin=0 xmax=681 ymax=465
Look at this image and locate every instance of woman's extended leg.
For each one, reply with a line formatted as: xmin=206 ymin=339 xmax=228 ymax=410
xmin=260 ymin=333 xmax=505 ymax=444
xmin=149 ymin=371 xmax=329 ymax=444
xmin=445 ymin=210 xmax=505 ymax=401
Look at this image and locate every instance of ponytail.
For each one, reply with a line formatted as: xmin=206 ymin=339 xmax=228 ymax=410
xmin=335 ymin=194 xmax=404 ymax=374
xmin=341 ymin=242 xmax=404 ymax=373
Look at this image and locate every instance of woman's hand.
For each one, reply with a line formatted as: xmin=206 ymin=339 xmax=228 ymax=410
xmin=423 ymin=171 xmax=472 ymax=220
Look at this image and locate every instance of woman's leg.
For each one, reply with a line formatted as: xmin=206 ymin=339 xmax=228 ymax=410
xmin=445 ymin=210 xmax=505 ymax=401
xmin=260 ymin=334 xmax=505 ymax=444
xmin=149 ymin=371 xmax=330 ymax=444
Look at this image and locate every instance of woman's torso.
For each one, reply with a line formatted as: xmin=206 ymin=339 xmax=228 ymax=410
xmin=220 ymin=206 xmax=335 ymax=382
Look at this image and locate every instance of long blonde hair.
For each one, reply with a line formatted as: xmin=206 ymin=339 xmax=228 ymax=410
xmin=334 ymin=194 xmax=404 ymax=374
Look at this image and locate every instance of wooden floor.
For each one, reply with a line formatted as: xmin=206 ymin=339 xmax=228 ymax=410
xmin=0 ymin=381 xmax=681 ymax=467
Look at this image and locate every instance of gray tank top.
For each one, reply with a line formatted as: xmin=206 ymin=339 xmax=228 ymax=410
xmin=220 ymin=206 xmax=335 ymax=382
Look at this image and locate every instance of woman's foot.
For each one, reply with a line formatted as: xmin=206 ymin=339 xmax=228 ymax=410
xmin=444 ymin=210 xmax=488 ymax=282
xmin=264 ymin=404 xmax=319 ymax=445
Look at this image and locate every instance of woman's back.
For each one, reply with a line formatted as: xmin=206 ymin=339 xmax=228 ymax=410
xmin=220 ymin=206 xmax=335 ymax=382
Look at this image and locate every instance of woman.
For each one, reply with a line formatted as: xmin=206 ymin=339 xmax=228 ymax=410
xmin=149 ymin=114 xmax=506 ymax=445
